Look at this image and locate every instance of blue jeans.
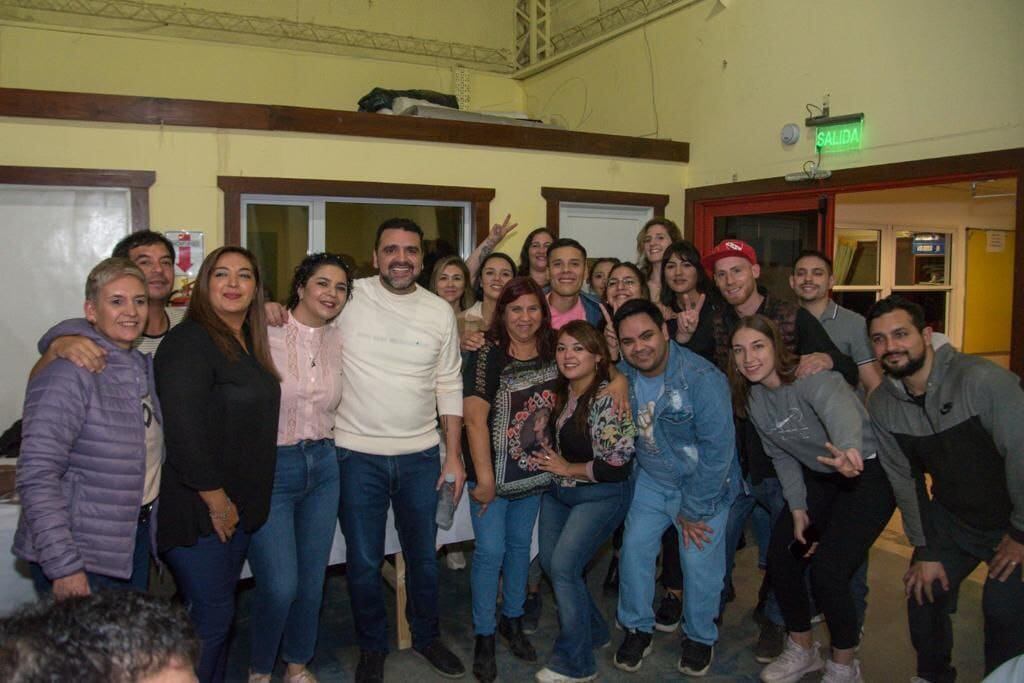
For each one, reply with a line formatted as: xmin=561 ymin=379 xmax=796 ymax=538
xmin=618 ymin=468 xmax=732 ymax=645
xmin=248 ymin=440 xmax=340 ymax=674
xmin=539 ymin=480 xmax=632 ymax=678
xmin=338 ymin=447 xmax=441 ymax=652
xmin=164 ymin=529 xmax=250 ymax=683
xmin=30 ymin=510 xmax=152 ymax=594
xmin=724 ymin=476 xmax=786 ymax=625
xmin=469 ymin=485 xmax=541 ymax=635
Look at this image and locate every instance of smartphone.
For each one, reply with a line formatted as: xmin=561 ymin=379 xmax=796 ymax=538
xmin=788 ymin=525 xmax=820 ymax=559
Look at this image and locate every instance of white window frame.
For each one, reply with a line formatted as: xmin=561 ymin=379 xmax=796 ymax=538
xmin=833 ymin=222 xmax=965 ymax=345
xmin=241 ymin=194 xmax=475 ymax=258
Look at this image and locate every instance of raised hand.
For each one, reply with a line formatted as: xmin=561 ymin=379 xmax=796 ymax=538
xmin=674 ymin=292 xmax=705 ymax=342
xmin=490 ymin=213 xmax=517 ymax=244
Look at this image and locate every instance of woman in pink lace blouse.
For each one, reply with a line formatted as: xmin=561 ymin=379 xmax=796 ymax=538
xmin=248 ymin=253 xmax=352 ymax=683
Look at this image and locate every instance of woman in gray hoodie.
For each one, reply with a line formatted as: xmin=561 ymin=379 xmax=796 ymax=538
xmin=728 ymin=315 xmax=894 ymax=683
xmin=14 ymin=258 xmax=158 ymax=599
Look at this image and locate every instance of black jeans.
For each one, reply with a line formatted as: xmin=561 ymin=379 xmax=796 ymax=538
xmin=908 ymin=501 xmax=1024 ymax=681
xmin=768 ymin=457 xmax=894 ymax=650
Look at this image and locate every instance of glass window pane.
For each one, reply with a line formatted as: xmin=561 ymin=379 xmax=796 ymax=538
xmin=891 ymin=290 xmax=947 ymax=333
xmin=833 ymin=290 xmax=879 ymax=318
xmin=895 ymin=231 xmax=950 ymax=286
xmin=325 ymin=203 xmax=464 ymax=283
xmin=713 ymin=211 xmax=818 ymax=303
xmin=246 ymin=204 xmax=310 ymax=303
xmin=834 ymin=229 xmax=880 ymax=286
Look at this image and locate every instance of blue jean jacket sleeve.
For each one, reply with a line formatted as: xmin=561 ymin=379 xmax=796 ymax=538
xmin=677 ymin=365 xmax=737 ymax=522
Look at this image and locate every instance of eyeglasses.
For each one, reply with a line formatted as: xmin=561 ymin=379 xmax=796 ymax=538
xmin=608 ymin=277 xmax=638 ymax=288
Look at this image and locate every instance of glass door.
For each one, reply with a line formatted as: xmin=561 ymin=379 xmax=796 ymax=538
xmin=833 ymin=225 xmax=956 ymax=333
xmin=697 ymin=195 xmax=827 ymax=303
xmin=242 ymin=196 xmax=473 ymax=302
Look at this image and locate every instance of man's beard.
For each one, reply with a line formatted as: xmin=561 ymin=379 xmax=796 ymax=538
xmin=883 ymin=349 xmax=926 ymax=379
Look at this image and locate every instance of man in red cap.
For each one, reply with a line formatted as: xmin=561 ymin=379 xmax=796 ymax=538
xmin=701 ymin=238 xmax=859 ymax=664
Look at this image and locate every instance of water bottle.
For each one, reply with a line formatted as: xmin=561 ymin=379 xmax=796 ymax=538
xmin=435 ymin=473 xmax=457 ymax=530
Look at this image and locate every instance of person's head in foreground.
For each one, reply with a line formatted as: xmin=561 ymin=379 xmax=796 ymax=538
xmin=0 ymin=590 xmax=200 ymax=683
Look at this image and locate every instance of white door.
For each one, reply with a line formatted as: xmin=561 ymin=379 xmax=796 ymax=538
xmin=0 ymin=186 xmax=131 ymax=428
xmin=559 ymin=202 xmax=654 ymax=264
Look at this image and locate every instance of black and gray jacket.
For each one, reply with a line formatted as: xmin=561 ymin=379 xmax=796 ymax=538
xmin=868 ymin=344 xmax=1024 ymax=560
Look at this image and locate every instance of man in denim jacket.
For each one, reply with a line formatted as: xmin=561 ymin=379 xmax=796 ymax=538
xmin=611 ymin=299 xmax=740 ymax=677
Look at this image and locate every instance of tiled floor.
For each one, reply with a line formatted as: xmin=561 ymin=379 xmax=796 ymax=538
xmin=224 ymin=540 xmax=985 ymax=682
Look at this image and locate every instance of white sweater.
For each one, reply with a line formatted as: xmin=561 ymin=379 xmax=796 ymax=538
xmin=334 ymin=276 xmax=462 ymax=455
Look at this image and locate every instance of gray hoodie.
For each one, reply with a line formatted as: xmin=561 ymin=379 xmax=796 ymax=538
xmin=868 ymin=344 xmax=1024 ymax=558
xmin=748 ymin=371 xmax=881 ymax=511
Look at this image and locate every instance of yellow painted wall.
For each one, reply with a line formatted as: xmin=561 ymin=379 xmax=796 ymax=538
xmin=0 ymin=24 xmax=521 ymax=113
xmin=963 ymin=229 xmax=1014 ymax=355
xmin=524 ymin=0 xmax=1024 ymax=187
xmin=0 ymin=118 xmax=685 ymax=258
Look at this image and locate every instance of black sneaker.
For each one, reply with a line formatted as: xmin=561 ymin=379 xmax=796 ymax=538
xmin=472 ymin=634 xmax=496 ymax=683
xmin=613 ymin=630 xmax=653 ymax=672
xmin=498 ymin=615 xmax=537 ymax=662
xmin=413 ymin=640 xmax=465 ymax=679
xmin=654 ymin=592 xmax=682 ymax=632
xmin=355 ymin=650 xmax=385 ymax=683
xmin=678 ymin=637 xmax=713 ymax=677
xmin=754 ymin=621 xmax=787 ymax=664
xmin=522 ymin=591 xmax=542 ymax=634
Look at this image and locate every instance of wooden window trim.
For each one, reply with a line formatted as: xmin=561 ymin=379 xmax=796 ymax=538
xmin=0 ymin=165 xmax=155 ymax=232
xmin=683 ymin=147 xmax=1024 ymax=377
xmin=0 ymin=87 xmax=688 ymax=163
xmin=540 ymin=187 xmax=670 ymax=236
xmin=217 ymin=176 xmax=496 ymax=246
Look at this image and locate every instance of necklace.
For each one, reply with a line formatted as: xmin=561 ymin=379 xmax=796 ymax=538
xmin=309 ymin=328 xmax=325 ymax=368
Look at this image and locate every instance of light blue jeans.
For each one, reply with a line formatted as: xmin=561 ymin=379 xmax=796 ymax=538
xmin=248 ymin=439 xmax=340 ymax=674
xmin=539 ymin=480 xmax=632 ymax=678
xmin=617 ymin=468 xmax=732 ymax=646
xmin=469 ymin=486 xmax=542 ymax=636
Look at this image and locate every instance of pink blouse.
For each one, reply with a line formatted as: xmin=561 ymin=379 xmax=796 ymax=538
xmin=269 ymin=316 xmax=344 ymax=446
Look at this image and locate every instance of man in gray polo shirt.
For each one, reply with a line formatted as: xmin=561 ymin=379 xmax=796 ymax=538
xmin=789 ymin=248 xmax=879 ymax=633
xmin=790 ymin=249 xmax=882 ymax=395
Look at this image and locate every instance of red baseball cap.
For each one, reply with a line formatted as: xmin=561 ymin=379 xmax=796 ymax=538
xmin=701 ymin=239 xmax=758 ymax=272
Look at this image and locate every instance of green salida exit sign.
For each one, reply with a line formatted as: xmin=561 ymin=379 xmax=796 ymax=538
xmin=815 ymin=120 xmax=863 ymax=153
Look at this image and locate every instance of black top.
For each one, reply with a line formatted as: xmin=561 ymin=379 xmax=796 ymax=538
xmin=154 ymin=319 xmax=280 ymax=551
xmin=462 ymin=341 xmax=558 ymax=497
xmin=556 ymin=388 xmax=634 ymax=484
xmin=666 ymin=295 xmax=719 ymax=363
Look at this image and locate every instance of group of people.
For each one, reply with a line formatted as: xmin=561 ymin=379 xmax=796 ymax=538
xmin=7 ymin=214 xmax=1023 ymax=683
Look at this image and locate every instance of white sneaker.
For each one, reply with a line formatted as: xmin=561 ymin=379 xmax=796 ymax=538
xmin=534 ymin=667 xmax=597 ymax=682
xmin=445 ymin=550 xmax=467 ymax=570
xmin=910 ymin=678 xmax=934 ymax=683
xmin=822 ymin=658 xmax=863 ymax=683
xmin=759 ymin=637 xmax=824 ymax=683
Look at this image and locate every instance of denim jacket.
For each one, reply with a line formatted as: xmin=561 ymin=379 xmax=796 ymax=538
xmin=620 ymin=342 xmax=739 ymax=522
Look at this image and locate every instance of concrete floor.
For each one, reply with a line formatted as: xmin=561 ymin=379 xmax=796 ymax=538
xmin=225 ymin=535 xmax=986 ymax=682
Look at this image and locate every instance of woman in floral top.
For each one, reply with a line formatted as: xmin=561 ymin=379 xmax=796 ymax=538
xmin=530 ymin=320 xmax=636 ymax=682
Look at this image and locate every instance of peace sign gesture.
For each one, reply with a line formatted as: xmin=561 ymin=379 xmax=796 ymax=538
xmin=489 ymin=213 xmax=517 ymax=244
xmin=674 ymin=292 xmax=705 ymax=343
xmin=817 ymin=442 xmax=864 ymax=478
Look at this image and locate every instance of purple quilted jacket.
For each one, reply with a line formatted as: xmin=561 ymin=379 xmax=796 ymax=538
xmin=12 ymin=318 xmax=159 ymax=581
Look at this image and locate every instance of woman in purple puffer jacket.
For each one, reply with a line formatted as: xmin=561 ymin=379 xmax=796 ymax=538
xmin=13 ymin=257 xmax=159 ymax=599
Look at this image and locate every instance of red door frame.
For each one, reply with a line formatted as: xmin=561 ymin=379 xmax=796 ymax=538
xmin=683 ymin=147 xmax=1024 ymax=376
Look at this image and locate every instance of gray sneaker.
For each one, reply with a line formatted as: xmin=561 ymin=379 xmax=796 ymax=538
xmin=758 ymin=637 xmax=823 ymax=683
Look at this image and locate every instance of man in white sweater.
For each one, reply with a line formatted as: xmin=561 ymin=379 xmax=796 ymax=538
xmin=335 ymin=218 xmax=467 ymax=683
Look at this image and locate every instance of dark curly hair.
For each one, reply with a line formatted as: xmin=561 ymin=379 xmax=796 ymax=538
xmin=0 ymin=591 xmax=199 ymax=683
xmin=285 ymin=252 xmax=353 ymax=311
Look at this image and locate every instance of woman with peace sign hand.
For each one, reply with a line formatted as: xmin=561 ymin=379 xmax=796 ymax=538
xmin=728 ymin=315 xmax=895 ymax=683
xmin=659 ymin=241 xmax=719 ymax=362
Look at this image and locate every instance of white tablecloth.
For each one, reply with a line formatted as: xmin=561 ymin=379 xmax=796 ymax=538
xmin=0 ymin=502 xmax=35 ymax=615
